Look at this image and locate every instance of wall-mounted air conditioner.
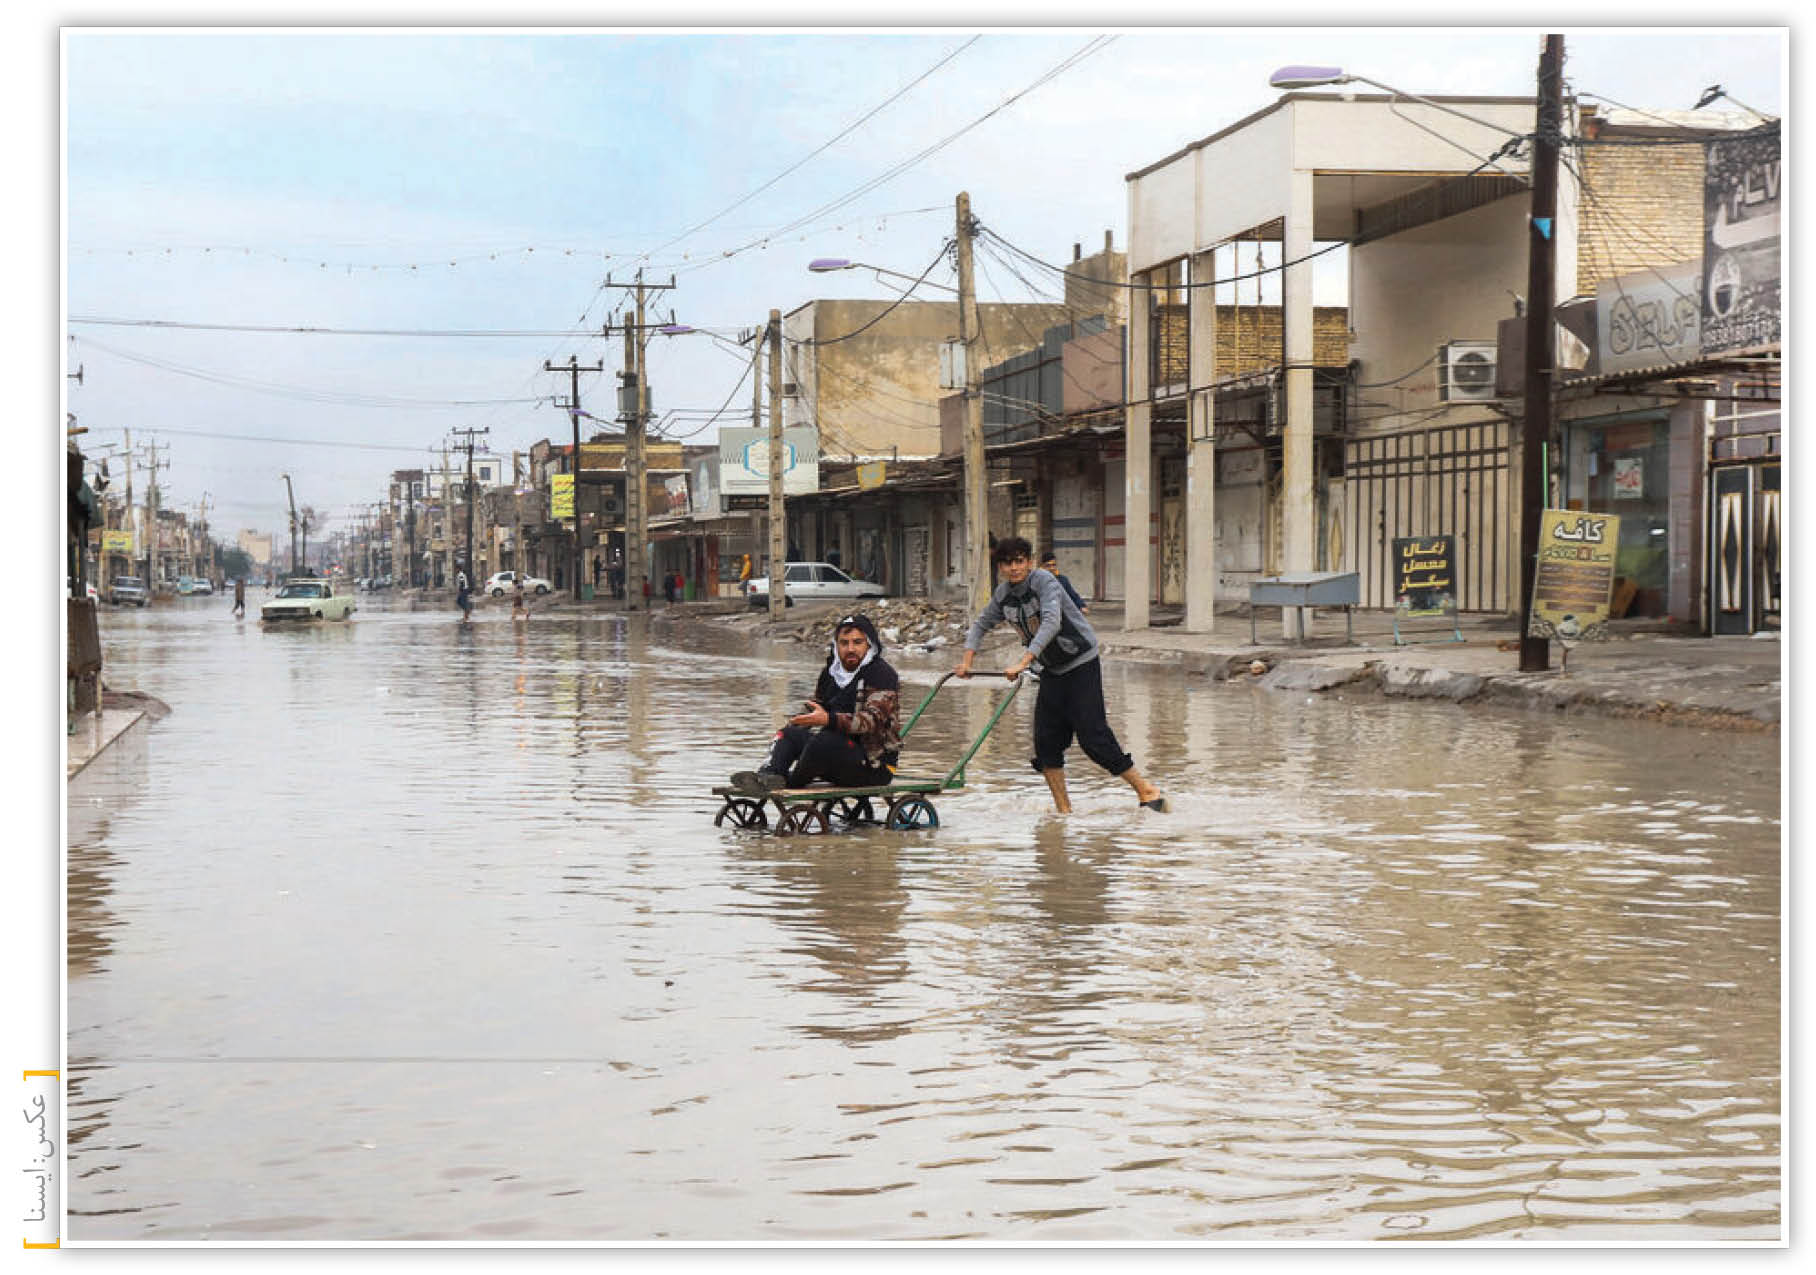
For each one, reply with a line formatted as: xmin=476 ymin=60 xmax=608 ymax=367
xmin=1437 ymin=340 xmax=1500 ymax=403
xmin=601 ymin=496 xmax=623 ymax=515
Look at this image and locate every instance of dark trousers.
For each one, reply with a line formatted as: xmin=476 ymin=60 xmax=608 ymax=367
xmin=765 ymin=724 xmax=890 ymax=788
xmin=1031 ymin=657 xmax=1133 ymax=776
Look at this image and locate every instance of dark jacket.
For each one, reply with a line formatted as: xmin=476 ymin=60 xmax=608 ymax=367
xmin=964 ymin=569 xmax=1098 ymax=674
xmin=813 ymin=613 xmax=902 ymax=767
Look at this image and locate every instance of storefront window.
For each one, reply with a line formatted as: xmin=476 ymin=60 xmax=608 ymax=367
xmin=1564 ymin=417 xmax=1671 ymax=617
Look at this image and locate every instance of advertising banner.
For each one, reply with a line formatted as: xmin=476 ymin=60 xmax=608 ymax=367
xmin=1392 ymin=536 xmax=1457 ymax=618
xmin=856 ymin=461 xmax=886 ymax=491
xmin=1528 ymin=509 xmax=1622 ymax=643
xmin=1702 ymin=128 xmax=1781 ymax=354
xmin=102 ymin=529 xmax=133 ymax=555
xmin=550 ymin=473 xmax=575 ymax=520
xmin=1597 ymin=262 xmax=1701 ymax=374
xmin=719 ymin=427 xmax=820 ymax=496
xmin=663 ymin=474 xmax=690 ymax=516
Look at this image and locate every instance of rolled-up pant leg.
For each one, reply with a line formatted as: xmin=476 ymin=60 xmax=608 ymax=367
xmin=1031 ymin=659 xmax=1132 ymax=776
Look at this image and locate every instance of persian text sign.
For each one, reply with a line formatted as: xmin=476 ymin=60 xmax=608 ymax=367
xmin=719 ymin=427 xmax=820 ymax=496
xmin=1528 ymin=509 xmax=1622 ymax=642
xmin=856 ymin=461 xmax=886 ymax=491
xmin=1702 ymin=129 xmax=1781 ymax=354
xmin=1392 ymin=536 xmax=1457 ymax=618
xmin=1597 ymin=262 xmax=1701 ymax=374
xmin=102 ymin=529 xmax=133 ymax=555
xmin=550 ymin=473 xmax=575 ymax=520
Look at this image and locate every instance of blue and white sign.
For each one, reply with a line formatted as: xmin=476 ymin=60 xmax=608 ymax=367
xmin=719 ymin=427 xmax=820 ymax=496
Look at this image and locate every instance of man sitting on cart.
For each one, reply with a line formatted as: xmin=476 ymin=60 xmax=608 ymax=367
xmin=731 ymin=612 xmax=902 ymax=796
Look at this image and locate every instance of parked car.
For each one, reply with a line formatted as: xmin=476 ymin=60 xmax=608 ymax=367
xmin=260 ymin=576 xmax=356 ymax=623
xmin=108 ymin=576 xmax=149 ymax=607
xmin=192 ymin=578 xmax=214 ymax=596
xmin=744 ymin=562 xmax=884 ymax=607
xmin=485 ymin=571 xmax=552 ymax=597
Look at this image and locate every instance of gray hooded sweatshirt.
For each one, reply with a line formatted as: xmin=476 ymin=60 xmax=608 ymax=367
xmin=964 ymin=568 xmax=1098 ymax=675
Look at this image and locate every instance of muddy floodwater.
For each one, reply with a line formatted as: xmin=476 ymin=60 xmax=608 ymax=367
xmin=66 ymin=596 xmax=1781 ymax=1242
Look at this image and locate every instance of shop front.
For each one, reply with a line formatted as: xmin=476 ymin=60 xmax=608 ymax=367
xmin=1559 ymin=409 xmax=1687 ymax=621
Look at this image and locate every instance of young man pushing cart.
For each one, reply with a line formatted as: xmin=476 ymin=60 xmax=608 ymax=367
xmin=956 ymin=536 xmax=1167 ymax=815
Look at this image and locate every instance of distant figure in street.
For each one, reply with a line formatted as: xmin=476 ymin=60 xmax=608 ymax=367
xmin=455 ymin=569 xmax=473 ymax=625
xmin=788 ymin=540 xmax=803 ymax=563
xmin=231 ymin=577 xmax=246 ymax=617
xmin=957 ymin=535 xmax=1164 ymax=815
xmin=511 ymin=573 xmax=527 ymax=623
xmin=826 ymin=546 xmax=841 ymax=570
xmin=729 ymin=613 xmax=902 ymax=796
xmin=663 ymin=571 xmax=677 ymax=604
xmin=1039 ymin=551 xmax=1088 ymax=613
xmin=593 ymin=557 xmax=603 ymax=594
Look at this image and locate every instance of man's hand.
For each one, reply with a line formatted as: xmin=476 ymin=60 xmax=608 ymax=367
xmin=1005 ymin=651 xmax=1034 ymax=680
xmin=954 ymin=650 xmax=976 ymax=680
xmin=788 ymin=700 xmax=829 ymax=728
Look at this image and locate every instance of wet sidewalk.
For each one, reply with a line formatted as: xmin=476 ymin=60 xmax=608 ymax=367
xmin=1092 ymin=602 xmax=1782 ymax=730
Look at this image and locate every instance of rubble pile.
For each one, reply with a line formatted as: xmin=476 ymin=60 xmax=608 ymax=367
xmin=712 ymin=596 xmax=1023 ymax=656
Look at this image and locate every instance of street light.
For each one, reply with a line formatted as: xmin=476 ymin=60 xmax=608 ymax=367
xmin=1268 ymin=65 xmax=1528 ymax=141
xmin=807 ymin=257 xmax=958 ymax=295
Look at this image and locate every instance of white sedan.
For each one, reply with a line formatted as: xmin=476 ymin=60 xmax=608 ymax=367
xmin=745 ymin=562 xmax=884 ymax=607
xmin=486 ymin=571 xmax=552 ymax=597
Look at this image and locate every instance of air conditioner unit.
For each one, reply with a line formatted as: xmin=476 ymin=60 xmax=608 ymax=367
xmin=601 ymin=496 xmax=622 ymax=515
xmin=1438 ymin=340 xmax=1500 ymax=403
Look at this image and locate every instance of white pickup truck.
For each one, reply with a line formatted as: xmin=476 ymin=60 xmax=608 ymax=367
xmin=260 ymin=577 xmax=356 ymax=624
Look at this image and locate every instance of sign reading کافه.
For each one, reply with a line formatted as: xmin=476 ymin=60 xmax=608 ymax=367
xmin=1528 ymin=509 xmax=1622 ymax=643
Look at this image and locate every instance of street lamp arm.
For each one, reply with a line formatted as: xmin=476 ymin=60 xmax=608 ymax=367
xmin=1269 ymin=66 xmax=1530 ymax=142
xmin=807 ymin=257 xmax=957 ymax=295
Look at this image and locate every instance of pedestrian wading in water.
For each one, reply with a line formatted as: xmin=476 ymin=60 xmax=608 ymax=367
xmin=730 ymin=612 xmax=903 ymax=795
xmin=957 ymin=535 xmax=1166 ymax=815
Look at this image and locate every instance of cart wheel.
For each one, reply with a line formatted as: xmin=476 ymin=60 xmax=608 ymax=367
xmin=777 ymin=804 xmax=830 ymax=837
xmin=828 ymin=796 xmax=876 ymax=826
xmin=714 ymin=797 xmax=769 ymax=830
xmin=886 ymin=796 xmax=939 ymax=830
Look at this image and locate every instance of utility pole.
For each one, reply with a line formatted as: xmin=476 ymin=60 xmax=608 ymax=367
xmin=122 ymin=428 xmax=134 ymax=581
xmin=282 ymin=472 xmax=299 ymax=575
xmin=144 ymin=439 xmax=167 ymax=588
xmin=767 ymin=308 xmax=787 ymax=620
xmin=604 ymin=270 xmax=678 ymax=611
xmin=1519 ymin=33 xmax=1564 ymax=673
xmin=543 ymin=357 xmax=602 ymax=600
xmin=956 ymin=191 xmax=990 ymax=615
xmin=451 ymin=427 xmax=491 ymax=591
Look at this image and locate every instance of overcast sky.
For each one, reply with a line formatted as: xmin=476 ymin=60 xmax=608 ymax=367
xmin=56 ymin=17 xmax=1785 ymax=549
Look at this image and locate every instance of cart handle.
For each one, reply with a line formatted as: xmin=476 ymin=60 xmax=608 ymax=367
xmin=940 ymin=672 xmax=1027 ymax=790
xmin=898 ymin=670 xmax=955 ymax=742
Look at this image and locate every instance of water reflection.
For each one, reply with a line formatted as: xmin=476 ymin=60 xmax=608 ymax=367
xmin=65 ymin=597 xmax=1780 ymax=1241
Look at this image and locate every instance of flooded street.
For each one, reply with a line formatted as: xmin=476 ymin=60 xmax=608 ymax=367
xmin=66 ymin=596 xmax=1781 ymax=1242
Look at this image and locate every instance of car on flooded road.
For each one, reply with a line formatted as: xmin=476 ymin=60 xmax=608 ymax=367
xmin=108 ymin=576 xmax=149 ymax=607
xmin=485 ymin=571 xmax=552 ymax=597
xmin=744 ymin=561 xmax=884 ymax=607
xmin=260 ymin=577 xmax=356 ymax=624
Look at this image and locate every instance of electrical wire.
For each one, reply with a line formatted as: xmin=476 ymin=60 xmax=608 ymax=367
xmin=679 ymin=34 xmax=1118 ymax=279
xmin=785 ymin=243 xmax=953 ymax=346
xmin=70 ymin=316 xmax=605 ymax=338
xmin=630 ymin=36 xmax=981 ymax=270
xmin=73 ymin=334 xmax=544 ymax=410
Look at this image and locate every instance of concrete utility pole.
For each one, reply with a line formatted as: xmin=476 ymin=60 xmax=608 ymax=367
xmin=451 ymin=427 xmax=490 ymax=591
xmin=767 ymin=308 xmax=787 ymax=620
xmin=1519 ymin=33 xmax=1565 ymax=673
xmin=956 ymin=191 xmax=990 ymax=615
xmin=543 ymin=357 xmax=602 ymax=600
xmin=122 ymin=428 xmax=134 ymax=579
xmin=282 ymin=472 xmax=299 ymax=575
xmin=602 ymin=270 xmax=678 ymax=611
xmin=144 ymin=439 xmax=167 ymax=587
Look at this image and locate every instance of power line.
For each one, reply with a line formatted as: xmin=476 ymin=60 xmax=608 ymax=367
xmin=73 ymin=334 xmax=544 ymax=409
xmin=631 ymin=36 xmax=981 ymax=268
xmin=70 ymin=316 xmax=605 ymax=338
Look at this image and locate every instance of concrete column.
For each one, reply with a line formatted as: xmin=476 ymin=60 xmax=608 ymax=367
xmin=1282 ymin=168 xmax=1317 ymax=639
xmin=1123 ymin=269 xmax=1152 ymax=631
xmin=1186 ymin=247 xmax=1217 ymax=633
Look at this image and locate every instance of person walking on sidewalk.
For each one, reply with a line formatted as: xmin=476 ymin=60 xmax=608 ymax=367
xmin=730 ymin=613 xmax=902 ymax=795
xmin=956 ymin=535 xmax=1165 ymax=815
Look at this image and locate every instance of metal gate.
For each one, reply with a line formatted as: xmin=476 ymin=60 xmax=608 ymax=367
xmin=1343 ymin=420 xmax=1511 ymax=612
xmin=1710 ymin=461 xmax=1779 ymax=635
